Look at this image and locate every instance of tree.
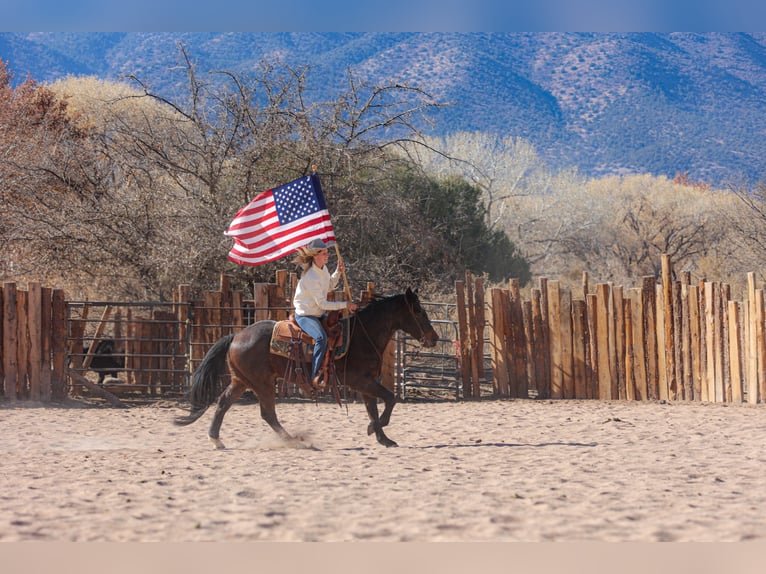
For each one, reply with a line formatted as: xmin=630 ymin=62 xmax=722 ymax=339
xmin=392 ymin=168 xmax=531 ymax=286
xmin=1 ymin=51 xmax=448 ymax=299
xmin=720 ymin=179 xmax=766 ymax=287
xmin=407 ymin=131 xmax=548 ymax=230
xmin=506 ymin=172 xmax=732 ymax=287
xmin=0 ymin=59 xmax=93 ymax=288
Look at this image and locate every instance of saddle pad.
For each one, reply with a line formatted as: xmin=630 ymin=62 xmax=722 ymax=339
xmin=269 ymin=316 xmax=350 ymax=360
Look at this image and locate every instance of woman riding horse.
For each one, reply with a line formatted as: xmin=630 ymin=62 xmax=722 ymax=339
xmin=292 ymin=238 xmax=358 ymax=388
xmin=175 ymin=287 xmax=438 ymax=448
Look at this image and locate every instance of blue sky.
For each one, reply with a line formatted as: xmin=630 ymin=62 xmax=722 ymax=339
xmin=1 ymin=0 xmax=762 ymax=32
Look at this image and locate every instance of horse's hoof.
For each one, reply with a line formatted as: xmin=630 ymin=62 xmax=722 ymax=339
xmin=209 ymin=436 xmax=226 ymax=450
xmin=367 ymin=422 xmax=375 ymax=436
xmin=375 ymin=433 xmax=398 ymax=447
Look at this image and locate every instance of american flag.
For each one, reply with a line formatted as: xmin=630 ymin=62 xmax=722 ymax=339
xmin=225 ymin=174 xmax=336 ymax=266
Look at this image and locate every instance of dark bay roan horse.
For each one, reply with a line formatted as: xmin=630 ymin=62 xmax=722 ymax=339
xmin=175 ymin=288 xmax=438 ymax=448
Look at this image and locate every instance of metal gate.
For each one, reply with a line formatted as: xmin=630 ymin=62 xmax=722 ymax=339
xmin=394 ymin=302 xmax=463 ymax=400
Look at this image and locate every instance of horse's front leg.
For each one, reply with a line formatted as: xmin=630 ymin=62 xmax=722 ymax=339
xmin=378 ymin=384 xmax=397 ymax=428
xmin=360 ymin=379 xmax=398 ymax=447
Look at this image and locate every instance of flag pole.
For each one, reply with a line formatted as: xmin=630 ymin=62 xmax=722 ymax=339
xmin=312 ymin=165 xmax=354 ymax=303
xmin=334 ymin=242 xmax=354 ymax=302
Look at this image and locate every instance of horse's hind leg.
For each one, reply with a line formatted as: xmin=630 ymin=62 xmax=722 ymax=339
xmin=255 ymin=377 xmax=310 ymax=448
xmin=207 ymin=376 xmax=247 ymax=450
xmin=258 ymin=386 xmax=293 ymax=442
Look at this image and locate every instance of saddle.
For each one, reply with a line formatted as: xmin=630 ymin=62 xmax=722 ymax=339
xmin=270 ymin=311 xmax=349 ymax=401
xmin=270 ymin=311 xmax=349 ymax=365
xmin=270 ymin=311 xmax=343 ymax=353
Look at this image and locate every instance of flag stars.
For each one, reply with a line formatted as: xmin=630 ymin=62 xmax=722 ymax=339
xmin=274 ymin=177 xmax=321 ymax=224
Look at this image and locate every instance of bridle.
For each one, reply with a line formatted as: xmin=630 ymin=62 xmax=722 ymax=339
xmin=403 ymin=298 xmax=432 ymax=344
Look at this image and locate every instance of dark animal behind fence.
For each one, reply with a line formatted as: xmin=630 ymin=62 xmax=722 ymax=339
xmin=72 ymin=339 xmax=125 ymax=384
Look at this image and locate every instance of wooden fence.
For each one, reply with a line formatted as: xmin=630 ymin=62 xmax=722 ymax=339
xmin=3 ymin=254 xmax=766 ymax=404
xmin=455 ymin=254 xmax=764 ymax=404
xmin=0 ymin=271 xmax=382 ymax=402
xmin=1 ymin=283 xmax=68 ymax=401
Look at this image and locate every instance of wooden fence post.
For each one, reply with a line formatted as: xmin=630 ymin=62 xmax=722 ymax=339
xmin=611 ymin=285 xmax=624 ymax=400
xmin=680 ymin=282 xmax=692 ymax=400
xmin=586 ymin=293 xmax=598 ymax=399
xmin=713 ymin=282 xmax=724 ymax=402
xmin=756 ymin=289 xmax=766 ymax=403
xmin=474 ymin=276 xmax=486 ymax=383
xmin=539 ymin=278 xmax=551 ymax=397
xmin=746 ymin=273 xmax=758 ymax=403
xmin=704 ymin=282 xmax=715 ymax=402
xmin=729 ymin=300 xmax=743 ymax=403
xmin=522 ymin=300 xmax=536 ymax=397
xmin=628 ymin=289 xmax=647 ymax=401
xmin=3 ymin=283 xmax=18 ymax=400
xmin=252 ymin=283 xmax=270 ymax=322
xmin=532 ymin=289 xmax=549 ymax=399
xmin=655 ymin=284 xmax=668 ymax=401
xmin=455 ymin=280 xmax=472 ymax=399
xmin=51 ymin=289 xmax=67 ymax=400
xmin=722 ymin=283 xmax=731 ymax=402
xmin=661 ymin=254 xmax=676 ymax=400
xmin=176 ymin=284 xmax=191 ymax=392
xmin=688 ymin=284 xmax=701 ymax=400
xmin=623 ymin=298 xmax=635 ymax=401
xmin=642 ymin=276 xmax=658 ymax=400
xmin=572 ymin=299 xmax=587 ymax=399
xmin=547 ymin=280 xmax=562 ymax=399
xmin=595 ymin=283 xmax=611 ymax=400
xmin=465 ymin=274 xmax=479 ymax=398
xmin=219 ymin=274 xmax=233 ymax=332
xmin=27 ymin=283 xmax=42 ymax=401
xmin=672 ymin=280 xmax=684 ymax=399
xmin=560 ymin=287 xmax=573 ymax=399
xmin=509 ymin=279 xmax=526 ymax=398
xmin=0 ymin=286 xmax=3 ymax=393
xmin=16 ymin=289 xmax=29 ymax=399
xmin=489 ymin=288 xmax=509 ymax=397
xmin=40 ymin=286 xmax=52 ymax=402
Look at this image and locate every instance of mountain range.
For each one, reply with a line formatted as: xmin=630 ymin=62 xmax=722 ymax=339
xmin=2 ymin=32 xmax=766 ymax=186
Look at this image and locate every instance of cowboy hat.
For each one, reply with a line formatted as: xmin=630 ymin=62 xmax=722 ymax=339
xmin=296 ymin=237 xmax=336 ymax=257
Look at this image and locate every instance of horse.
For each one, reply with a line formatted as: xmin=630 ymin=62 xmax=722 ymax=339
xmin=174 ymin=288 xmax=438 ymax=448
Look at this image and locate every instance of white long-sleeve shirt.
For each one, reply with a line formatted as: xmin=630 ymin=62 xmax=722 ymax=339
xmin=293 ymin=264 xmax=346 ymax=317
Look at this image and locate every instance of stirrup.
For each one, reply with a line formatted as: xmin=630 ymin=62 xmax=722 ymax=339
xmin=312 ymin=374 xmax=326 ymax=390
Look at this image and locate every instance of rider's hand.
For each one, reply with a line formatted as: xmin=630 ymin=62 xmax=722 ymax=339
xmin=346 ymin=301 xmax=358 ymax=312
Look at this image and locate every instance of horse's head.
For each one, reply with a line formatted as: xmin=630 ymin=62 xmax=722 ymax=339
xmin=401 ymin=288 xmax=438 ymax=348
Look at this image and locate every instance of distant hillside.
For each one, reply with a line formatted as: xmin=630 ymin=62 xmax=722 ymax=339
xmin=2 ymin=32 xmax=766 ymax=186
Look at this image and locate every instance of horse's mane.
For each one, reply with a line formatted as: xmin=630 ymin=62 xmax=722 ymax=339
xmin=358 ymin=291 xmax=407 ymax=314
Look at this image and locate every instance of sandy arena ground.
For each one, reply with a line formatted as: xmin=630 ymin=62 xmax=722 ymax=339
xmin=2 ymin=396 xmax=766 ymax=543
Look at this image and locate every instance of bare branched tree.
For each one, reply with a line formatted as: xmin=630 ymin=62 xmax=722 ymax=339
xmin=1 ymin=51 xmax=446 ymax=298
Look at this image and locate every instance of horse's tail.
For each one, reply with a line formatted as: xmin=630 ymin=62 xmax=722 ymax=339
xmin=174 ymin=333 xmax=235 ymax=426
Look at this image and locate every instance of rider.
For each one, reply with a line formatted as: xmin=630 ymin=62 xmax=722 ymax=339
xmin=292 ymin=238 xmax=358 ymax=387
